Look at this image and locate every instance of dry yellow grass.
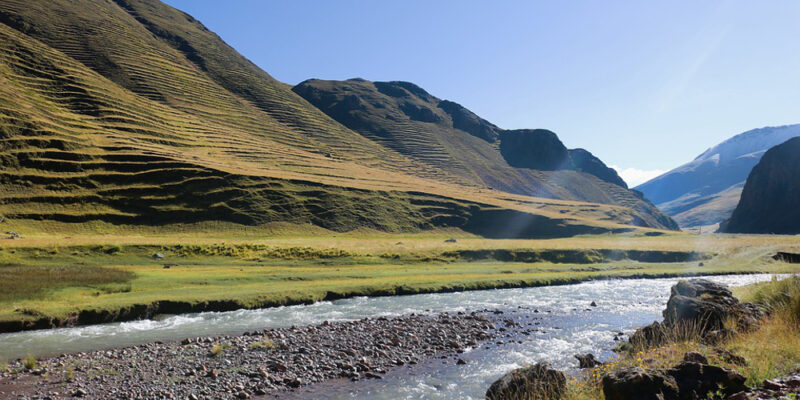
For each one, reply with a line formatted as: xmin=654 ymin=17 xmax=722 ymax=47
xmin=565 ymin=276 xmax=800 ymax=399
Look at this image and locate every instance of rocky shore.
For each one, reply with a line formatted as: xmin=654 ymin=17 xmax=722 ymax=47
xmin=0 ymin=312 xmax=503 ymax=400
xmin=486 ymin=278 xmax=800 ymax=400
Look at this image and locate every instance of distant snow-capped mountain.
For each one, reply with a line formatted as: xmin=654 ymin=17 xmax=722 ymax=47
xmin=635 ymin=124 xmax=800 ymax=228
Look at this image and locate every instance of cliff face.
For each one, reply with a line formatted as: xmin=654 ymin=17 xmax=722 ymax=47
xmin=721 ymin=137 xmax=800 ymax=234
xmin=636 ymin=124 xmax=800 ymax=228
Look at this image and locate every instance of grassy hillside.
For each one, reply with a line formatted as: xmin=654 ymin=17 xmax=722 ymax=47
xmin=293 ymin=79 xmax=675 ymax=229
xmin=0 ymin=0 xmax=675 ymax=235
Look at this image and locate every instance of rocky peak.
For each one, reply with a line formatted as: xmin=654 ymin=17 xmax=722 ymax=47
xmin=721 ymin=136 xmax=800 ymax=234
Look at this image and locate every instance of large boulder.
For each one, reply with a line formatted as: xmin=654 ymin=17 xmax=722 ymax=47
xmin=602 ymin=367 xmax=679 ymax=400
xmin=667 ymin=361 xmax=747 ymax=400
xmin=664 ymin=279 xmax=764 ymax=333
xmin=486 ymin=362 xmax=566 ymax=400
xmin=602 ymin=361 xmax=747 ymax=400
xmin=630 ymin=279 xmax=764 ymax=347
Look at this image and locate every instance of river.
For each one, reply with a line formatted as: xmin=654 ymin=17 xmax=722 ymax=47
xmin=0 ymin=273 xmax=785 ymax=399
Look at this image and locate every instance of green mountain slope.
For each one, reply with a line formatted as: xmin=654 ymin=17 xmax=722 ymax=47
xmin=0 ymin=0 xmax=676 ymax=236
xmin=293 ymin=78 xmax=674 ymax=229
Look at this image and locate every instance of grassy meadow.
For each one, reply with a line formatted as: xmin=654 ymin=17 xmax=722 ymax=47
xmin=2 ymin=226 xmax=800 ymax=331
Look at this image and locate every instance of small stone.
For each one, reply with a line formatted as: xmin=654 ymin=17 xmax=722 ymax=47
xmin=727 ymin=392 xmax=750 ymax=400
xmin=575 ymin=353 xmax=602 ymax=369
xmin=763 ymin=379 xmax=785 ymax=391
xmin=683 ymin=352 xmax=708 ymax=364
xmin=456 ymin=358 xmax=467 ymax=365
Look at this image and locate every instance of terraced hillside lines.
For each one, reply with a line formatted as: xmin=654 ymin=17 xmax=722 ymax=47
xmin=0 ymin=0 xmax=676 ymax=235
xmin=0 ymin=0 xmax=419 ymax=175
xmin=293 ymin=78 xmax=677 ymax=230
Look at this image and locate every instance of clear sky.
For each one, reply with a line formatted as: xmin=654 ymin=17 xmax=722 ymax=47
xmin=163 ymin=0 xmax=800 ymax=186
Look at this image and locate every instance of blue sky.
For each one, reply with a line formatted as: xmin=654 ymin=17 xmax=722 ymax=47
xmin=164 ymin=1 xmax=800 ymax=186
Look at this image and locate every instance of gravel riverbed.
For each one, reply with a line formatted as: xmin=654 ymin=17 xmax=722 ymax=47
xmin=0 ymin=310 xmax=529 ymax=399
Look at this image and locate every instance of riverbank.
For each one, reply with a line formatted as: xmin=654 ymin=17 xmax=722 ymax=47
xmin=0 ymin=274 xmax=785 ymax=399
xmin=559 ymin=276 xmax=800 ymax=400
xmin=2 ymin=233 xmax=800 ymax=334
xmin=0 ymin=311 xmax=508 ymax=399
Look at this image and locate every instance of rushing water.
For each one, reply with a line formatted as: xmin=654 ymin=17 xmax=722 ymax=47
xmin=0 ymin=274 xmax=786 ymax=399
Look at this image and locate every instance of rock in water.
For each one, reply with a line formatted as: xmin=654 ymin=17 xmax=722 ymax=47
xmin=602 ymin=367 xmax=679 ymax=400
xmin=574 ymin=353 xmax=602 ymax=368
xmin=485 ymin=362 xmax=566 ymax=400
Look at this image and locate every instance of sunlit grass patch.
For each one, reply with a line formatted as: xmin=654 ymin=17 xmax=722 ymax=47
xmin=249 ymin=338 xmax=279 ymax=350
xmin=0 ymin=264 xmax=134 ymax=302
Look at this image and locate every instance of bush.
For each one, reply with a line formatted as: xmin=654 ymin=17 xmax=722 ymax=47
xmin=23 ymin=353 xmax=36 ymax=370
xmin=249 ymin=338 xmax=278 ymax=350
xmin=209 ymin=343 xmax=225 ymax=357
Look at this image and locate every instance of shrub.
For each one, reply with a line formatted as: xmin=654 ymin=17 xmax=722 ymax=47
xmin=249 ymin=338 xmax=278 ymax=350
xmin=209 ymin=343 xmax=224 ymax=357
xmin=23 ymin=353 xmax=36 ymax=370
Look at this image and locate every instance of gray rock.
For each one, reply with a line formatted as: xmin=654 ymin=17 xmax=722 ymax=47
xmin=630 ymin=279 xmax=765 ymax=347
xmin=667 ymin=361 xmax=747 ymax=400
xmin=682 ymin=352 xmax=708 ymax=364
xmin=602 ymin=367 xmax=679 ymax=400
xmin=485 ymin=362 xmax=566 ymax=400
xmin=575 ymin=353 xmax=602 ymax=368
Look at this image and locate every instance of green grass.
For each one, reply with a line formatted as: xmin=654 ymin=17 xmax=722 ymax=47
xmin=1 ymin=233 xmax=800 ymax=331
xmin=23 ymin=353 xmax=36 ymax=370
xmin=0 ymin=264 xmax=133 ymax=302
xmin=735 ymin=275 xmax=800 ymax=319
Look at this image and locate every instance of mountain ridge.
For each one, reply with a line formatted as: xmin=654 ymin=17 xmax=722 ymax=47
xmin=636 ymin=124 xmax=800 ymax=228
xmin=720 ymin=137 xmax=800 ymax=234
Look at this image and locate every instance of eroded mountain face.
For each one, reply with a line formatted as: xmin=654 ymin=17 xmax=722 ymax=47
xmin=721 ymin=137 xmax=800 ymax=234
xmin=637 ymin=124 xmax=800 ymax=228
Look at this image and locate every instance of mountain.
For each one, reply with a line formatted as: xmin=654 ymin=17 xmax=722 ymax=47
xmin=720 ymin=137 xmax=800 ymax=234
xmin=0 ymin=0 xmax=677 ymax=237
xmin=293 ymin=79 xmax=673 ymax=228
xmin=636 ymin=124 xmax=800 ymax=228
